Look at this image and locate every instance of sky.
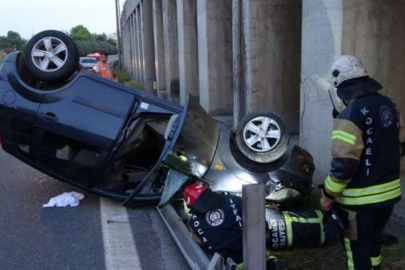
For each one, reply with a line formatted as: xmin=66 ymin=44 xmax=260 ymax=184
xmin=0 ymin=0 xmax=124 ymax=39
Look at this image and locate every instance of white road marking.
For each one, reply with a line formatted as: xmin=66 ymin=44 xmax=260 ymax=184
xmin=100 ymin=198 xmax=142 ymax=270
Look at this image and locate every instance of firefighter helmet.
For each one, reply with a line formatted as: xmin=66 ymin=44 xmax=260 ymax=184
xmin=184 ymin=182 xmax=209 ymax=208
xmin=328 ymin=55 xmax=368 ymax=87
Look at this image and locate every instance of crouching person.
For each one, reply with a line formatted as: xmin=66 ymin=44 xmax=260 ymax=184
xmin=184 ymin=183 xmax=326 ymax=268
xmin=184 ymin=182 xmax=244 ymax=264
xmin=184 ymin=183 xmax=288 ymax=269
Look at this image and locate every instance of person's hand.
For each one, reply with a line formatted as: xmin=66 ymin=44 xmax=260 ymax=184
xmin=320 ymin=196 xmax=334 ymax=211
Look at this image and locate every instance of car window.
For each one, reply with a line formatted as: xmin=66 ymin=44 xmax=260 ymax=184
xmin=12 ymin=119 xmax=34 ymax=158
xmin=38 ymin=130 xmax=101 ymax=182
xmin=80 ymin=58 xmax=97 ymax=64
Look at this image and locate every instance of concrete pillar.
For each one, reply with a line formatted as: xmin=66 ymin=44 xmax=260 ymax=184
xmin=140 ymin=0 xmax=156 ymax=94
xmin=197 ymin=0 xmax=233 ymax=115
xmin=122 ymin=23 xmax=126 ymax=68
xmin=131 ymin=13 xmax=139 ymax=81
xmin=237 ymin=0 xmax=302 ymax=131
xmin=136 ymin=7 xmax=144 ymax=85
xmin=300 ymin=0 xmax=405 ymax=182
xmin=232 ymin=0 xmax=245 ymax=127
xmin=177 ymin=0 xmax=199 ymax=105
xmin=129 ymin=15 xmax=135 ymax=78
xmin=123 ymin=22 xmax=130 ymax=70
xmin=125 ymin=21 xmax=131 ymax=71
xmin=153 ymin=0 xmax=167 ymax=98
xmin=163 ymin=0 xmax=180 ymax=101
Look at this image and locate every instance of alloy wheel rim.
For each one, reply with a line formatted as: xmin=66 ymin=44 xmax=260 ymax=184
xmin=31 ymin=37 xmax=68 ymax=72
xmin=243 ymin=116 xmax=281 ymax=152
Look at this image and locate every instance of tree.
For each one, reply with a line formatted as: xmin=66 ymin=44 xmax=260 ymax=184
xmin=0 ymin=31 xmax=26 ymax=51
xmin=92 ymin=33 xmax=107 ymax=42
xmin=70 ymin=25 xmax=92 ymax=41
xmin=107 ymin=38 xmax=117 ymax=47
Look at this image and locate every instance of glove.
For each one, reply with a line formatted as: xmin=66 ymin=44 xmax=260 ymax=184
xmin=322 ymin=205 xmax=347 ymax=241
xmin=332 ymin=109 xmax=340 ymax=119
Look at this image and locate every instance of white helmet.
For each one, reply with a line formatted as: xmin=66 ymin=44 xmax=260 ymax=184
xmin=328 ymin=55 xmax=368 ymax=87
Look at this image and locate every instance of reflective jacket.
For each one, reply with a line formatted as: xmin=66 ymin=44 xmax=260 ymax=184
xmin=96 ymin=61 xmax=113 ymax=80
xmin=324 ymin=83 xmax=404 ymax=207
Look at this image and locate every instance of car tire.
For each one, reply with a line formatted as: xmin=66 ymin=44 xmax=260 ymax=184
xmin=24 ymin=30 xmax=79 ymax=82
xmin=235 ymin=110 xmax=289 ymax=164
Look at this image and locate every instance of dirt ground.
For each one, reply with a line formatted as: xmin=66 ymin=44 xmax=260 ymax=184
xmin=272 ymin=239 xmax=405 ymax=270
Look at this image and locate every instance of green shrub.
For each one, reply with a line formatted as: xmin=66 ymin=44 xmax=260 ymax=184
xmin=113 ymin=67 xmax=130 ymax=82
xmin=125 ymin=80 xmax=146 ymax=91
xmin=74 ymin=40 xmax=117 ymax=56
xmin=112 ymin=66 xmax=145 ymax=91
xmin=0 ymin=51 xmax=5 ymax=63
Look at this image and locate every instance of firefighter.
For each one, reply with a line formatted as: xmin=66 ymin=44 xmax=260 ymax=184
xmin=320 ymin=55 xmax=405 ymax=270
xmin=184 ymin=182 xmax=244 ymax=264
xmin=184 ymin=183 xmax=323 ymax=268
xmin=95 ymin=53 xmax=114 ymax=80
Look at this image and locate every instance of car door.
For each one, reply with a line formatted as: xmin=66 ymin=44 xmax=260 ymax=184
xmin=34 ymin=75 xmax=135 ymax=187
xmin=123 ymin=95 xmax=220 ymax=205
xmin=0 ymin=54 xmax=44 ymax=164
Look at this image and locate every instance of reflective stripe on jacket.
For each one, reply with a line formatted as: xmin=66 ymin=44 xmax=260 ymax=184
xmin=266 ymin=209 xmax=324 ymax=250
xmin=324 ymin=92 xmax=402 ymax=207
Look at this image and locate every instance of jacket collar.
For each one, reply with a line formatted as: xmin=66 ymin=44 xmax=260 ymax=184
xmin=191 ymin=190 xmax=226 ymax=215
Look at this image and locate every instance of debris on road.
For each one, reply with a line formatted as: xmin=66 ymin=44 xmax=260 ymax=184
xmin=43 ymin=192 xmax=84 ymax=208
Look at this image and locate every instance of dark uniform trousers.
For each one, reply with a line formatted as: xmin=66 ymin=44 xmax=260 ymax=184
xmin=343 ymin=206 xmax=393 ymax=270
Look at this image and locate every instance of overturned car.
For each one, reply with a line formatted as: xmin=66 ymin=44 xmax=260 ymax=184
xmin=0 ymin=30 xmax=315 ymax=208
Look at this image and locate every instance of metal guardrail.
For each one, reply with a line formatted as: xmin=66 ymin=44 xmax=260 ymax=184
xmin=157 ymin=204 xmax=211 ymax=270
xmin=157 ymin=203 xmax=238 ymax=270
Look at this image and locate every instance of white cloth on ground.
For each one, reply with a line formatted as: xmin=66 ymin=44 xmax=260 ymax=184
xmin=43 ymin=192 xmax=85 ymax=208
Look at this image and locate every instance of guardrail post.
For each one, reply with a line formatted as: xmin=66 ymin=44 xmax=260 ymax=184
xmin=242 ymin=183 xmax=266 ymax=270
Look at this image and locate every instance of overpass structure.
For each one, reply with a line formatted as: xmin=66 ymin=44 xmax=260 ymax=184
xmin=120 ymin=0 xmax=405 ymax=183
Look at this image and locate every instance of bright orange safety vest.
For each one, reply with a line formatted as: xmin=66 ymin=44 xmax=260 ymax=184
xmin=98 ymin=61 xmax=113 ymax=79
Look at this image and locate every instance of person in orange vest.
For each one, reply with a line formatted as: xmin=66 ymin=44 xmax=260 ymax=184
xmin=95 ymin=53 xmax=114 ymax=80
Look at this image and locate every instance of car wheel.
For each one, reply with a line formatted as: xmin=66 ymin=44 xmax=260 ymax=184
xmin=235 ymin=110 xmax=289 ymax=163
xmin=24 ymin=30 xmax=79 ymax=83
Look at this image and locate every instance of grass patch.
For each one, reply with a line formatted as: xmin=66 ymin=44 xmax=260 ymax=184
xmin=272 ymin=242 xmax=346 ymax=270
xmin=382 ymin=238 xmax=405 ymax=269
xmin=113 ymin=66 xmax=146 ymax=92
xmin=271 ymin=239 xmax=405 ymax=270
xmin=113 ymin=67 xmax=130 ymax=83
xmin=271 ymin=190 xmax=405 ymax=270
xmin=125 ymin=80 xmax=146 ymax=91
xmin=270 ymin=191 xmax=405 ymax=269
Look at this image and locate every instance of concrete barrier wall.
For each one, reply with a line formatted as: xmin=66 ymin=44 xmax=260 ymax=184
xmin=120 ymin=0 xmax=302 ymax=119
xmin=121 ymin=1 xmax=405 ymax=184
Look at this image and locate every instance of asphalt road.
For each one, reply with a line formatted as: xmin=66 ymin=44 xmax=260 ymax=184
xmin=0 ymin=148 xmax=189 ymax=270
